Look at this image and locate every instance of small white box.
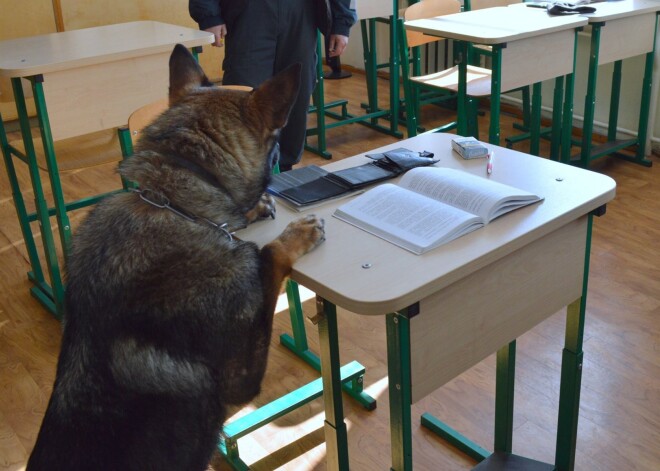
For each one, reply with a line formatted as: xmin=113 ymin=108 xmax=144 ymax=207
xmin=451 ymin=136 xmax=490 ymax=159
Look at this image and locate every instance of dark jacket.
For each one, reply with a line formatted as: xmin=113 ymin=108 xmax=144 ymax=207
xmin=189 ymin=0 xmax=356 ymax=37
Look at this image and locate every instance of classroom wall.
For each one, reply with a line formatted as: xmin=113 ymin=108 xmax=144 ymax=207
xmin=57 ymin=0 xmax=223 ymax=80
xmin=0 ymin=0 xmax=58 ymax=119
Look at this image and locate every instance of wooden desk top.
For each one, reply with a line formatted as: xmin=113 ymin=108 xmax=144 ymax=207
xmin=238 ymin=134 xmax=615 ymax=315
xmin=404 ymin=6 xmax=587 ymax=44
xmin=0 ymin=21 xmax=214 ymax=78
xmin=581 ymin=0 xmax=660 ymax=22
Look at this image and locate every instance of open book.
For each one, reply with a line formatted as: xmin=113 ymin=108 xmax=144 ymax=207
xmin=333 ymin=167 xmax=542 ymax=254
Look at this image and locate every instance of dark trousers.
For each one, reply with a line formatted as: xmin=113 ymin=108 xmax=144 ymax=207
xmin=222 ymin=0 xmax=317 ymax=169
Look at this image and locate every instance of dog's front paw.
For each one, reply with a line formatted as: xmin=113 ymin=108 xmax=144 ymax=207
xmin=246 ymin=193 xmax=276 ymax=223
xmin=278 ymin=215 xmax=325 ymax=259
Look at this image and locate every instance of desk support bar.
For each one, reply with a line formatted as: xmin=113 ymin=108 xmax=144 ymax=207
xmin=561 ymin=30 xmax=580 ymax=163
xmin=489 ymin=45 xmax=504 ymax=145
xmin=317 ymin=297 xmax=350 ymax=471
xmin=280 ymin=281 xmax=377 ymax=410
xmin=11 ymin=77 xmax=66 ymax=318
xmin=555 ymin=213 xmax=594 ymax=470
xmin=218 ymin=360 xmax=365 ymax=470
xmin=0 ymin=114 xmax=46 ymax=291
xmin=31 ymin=76 xmax=73 ymax=254
xmin=387 ymin=310 xmax=413 ymax=471
xmin=494 ymin=341 xmax=516 ymax=453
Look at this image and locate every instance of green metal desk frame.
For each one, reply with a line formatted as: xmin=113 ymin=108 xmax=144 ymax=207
xmin=305 ymin=2 xmax=405 ymax=159
xmin=383 ymin=210 xmax=602 ymax=471
xmin=0 ymin=74 xmax=124 ymax=319
xmin=0 ymin=47 xmax=209 ymax=319
xmin=453 ymin=30 xmax=581 ymax=160
xmin=569 ymin=13 xmax=659 ymax=167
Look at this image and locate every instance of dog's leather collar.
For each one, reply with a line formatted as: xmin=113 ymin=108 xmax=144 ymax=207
xmin=130 ymin=188 xmax=234 ymax=241
xmin=163 ymin=152 xmax=223 ymax=190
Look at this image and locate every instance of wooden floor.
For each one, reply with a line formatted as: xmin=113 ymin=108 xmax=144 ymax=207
xmin=1 ymin=71 xmax=659 ymax=470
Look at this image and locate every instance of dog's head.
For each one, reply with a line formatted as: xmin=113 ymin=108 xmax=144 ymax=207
xmin=120 ymin=44 xmax=301 ymax=225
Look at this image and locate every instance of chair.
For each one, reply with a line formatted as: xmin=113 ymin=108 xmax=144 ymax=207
xmin=399 ymin=0 xmax=492 ymax=138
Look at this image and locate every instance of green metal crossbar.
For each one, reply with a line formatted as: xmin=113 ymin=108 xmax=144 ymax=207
xmin=218 ymin=360 xmax=366 ymax=470
xmin=420 ymin=413 xmax=491 ymax=462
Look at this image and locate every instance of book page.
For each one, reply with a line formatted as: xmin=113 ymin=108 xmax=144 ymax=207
xmin=334 ymin=184 xmax=482 ymax=254
xmin=399 ymin=167 xmax=540 ymax=222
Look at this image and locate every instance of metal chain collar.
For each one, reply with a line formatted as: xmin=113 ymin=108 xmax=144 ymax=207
xmin=130 ymin=188 xmax=234 ymax=242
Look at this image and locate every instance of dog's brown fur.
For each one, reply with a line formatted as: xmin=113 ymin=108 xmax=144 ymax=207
xmin=27 ymin=44 xmax=325 ymax=470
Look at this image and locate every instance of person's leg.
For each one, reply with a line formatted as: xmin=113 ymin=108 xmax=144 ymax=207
xmin=274 ymin=0 xmax=318 ymax=170
xmin=222 ymin=0 xmax=277 ymax=89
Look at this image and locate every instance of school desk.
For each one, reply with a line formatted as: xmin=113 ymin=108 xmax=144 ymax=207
xmin=0 ymin=21 xmax=214 ymax=319
xmin=571 ymin=0 xmax=660 ymax=167
xmin=404 ymin=7 xmax=587 ymax=159
xmin=238 ymin=132 xmax=616 ymax=470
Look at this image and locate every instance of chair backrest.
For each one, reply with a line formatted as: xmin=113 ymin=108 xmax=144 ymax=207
xmin=404 ymin=0 xmax=462 ymax=48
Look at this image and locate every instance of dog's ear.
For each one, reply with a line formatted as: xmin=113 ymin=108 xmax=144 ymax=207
xmin=249 ymin=63 xmax=302 ymax=131
xmin=169 ymin=44 xmax=213 ymax=104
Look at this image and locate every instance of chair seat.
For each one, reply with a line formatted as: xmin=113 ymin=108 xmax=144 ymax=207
xmin=10 ymin=128 xmax=123 ymax=172
xmin=410 ymin=65 xmax=492 ymax=97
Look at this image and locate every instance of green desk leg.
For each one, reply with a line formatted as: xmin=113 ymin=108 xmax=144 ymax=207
xmin=530 ymin=83 xmax=543 ymax=156
xmin=362 ymin=18 xmax=380 ymax=123
xmin=608 ymin=60 xmax=623 ymax=144
xmin=279 ymin=280 xmax=376 ymax=410
xmin=494 ymin=341 xmax=516 ymax=453
xmin=317 ymin=297 xmax=350 ymax=471
xmin=489 ymin=45 xmax=503 ymax=145
xmin=632 ymin=15 xmax=658 ymax=165
xmin=388 ymin=9 xmax=401 ymax=137
xmin=626 ymin=12 xmax=658 ymax=166
xmin=555 ymin=212 xmax=597 ymax=471
xmin=560 ymin=30 xmax=580 ymax=164
xmin=11 ymin=77 xmax=65 ymax=317
xmin=30 ymin=76 xmax=73 ymax=255
xmin=550 ymin=76 xmax=565 ymax=161
xmin=456 ymin=41 xmax=469 ymax=137
xmin=555 ymin=298 xmax=585 ymax=471
xmin=390 ymin=304 xmax=491 ymax=469
xmin=387 ymin=310 xmax=414 ymax=471
xmin=579 ymin=23 xmax=602 ymax=167
xmin=0 ymin=112 xmax=52 ymax=311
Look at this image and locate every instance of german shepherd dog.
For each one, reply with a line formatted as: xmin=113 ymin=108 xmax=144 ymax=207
xmin=27 ymin=44 xmax=325 ymax=470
